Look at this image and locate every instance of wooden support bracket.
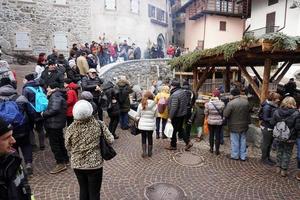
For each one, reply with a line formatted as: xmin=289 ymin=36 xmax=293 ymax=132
xmin=249 ymin=66 xmax=263 ymax=83
xmin=274 ymin=61 xmax=293 ymax=84
xmin=270 ymin=61 xmax=287 ymax=82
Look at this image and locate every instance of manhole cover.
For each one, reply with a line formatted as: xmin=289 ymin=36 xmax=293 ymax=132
xmin=145 ymin=183 xmax=186 ymax=200
xmin=173 ymin=152 xmax=205 ymax=167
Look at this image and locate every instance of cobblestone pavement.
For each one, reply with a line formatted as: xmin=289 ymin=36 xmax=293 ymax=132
xmin=9 ymin=63 xmax=300 ymax=200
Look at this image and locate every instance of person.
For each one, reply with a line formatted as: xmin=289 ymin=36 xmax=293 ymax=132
xmin=165 ymin=79 xmax=192 ymax=151
xmin=133 ymin=43 xmax=141 ymax=60
xmin=260 ymin=92 xmax=281 ymax=166
xmin=81 ymin=68 xmax=104 ymax=120
xmin=154 ymin=85 xmax=170 ymax=139
xmin=167 ymin=45 xmax=175 ymax=58
xmin=35 ymin=53 xmax=47 ymax=79
xmin=64 ymin=78 xmax=78 ymax=126
xmin=174 ymin=46 xmax=181 ymax=57
xmin=22 ymin=73 xmax=46 ymax=151
xmin=80 ymin=91 xmax=98 ymax=117
xmin=284 ymin=78 xmax=297 ymax=97
xmin=65 ymin=100 xmax=114 ymax=200
xmin=189 ymin=100 xmax=205 ymax=142
xmin=224 ymin=88 xmax=251 ymax=161
xmin=47 ymin=49 xmax=58 ymax=63
xmin=76 ymin=52 xmax=89 ymax=76
xmin=0 ymin=117 xmax=32 ymax=200
xmin=67 ymin=59 xmax=81 ymax=83
xmin=136 ymin=91 xmax=157 ymax=157
xmin=116 ymin=76 xmax=133 ymax=130
xmin=150 ymin=80 xmax=158 ymax=95
xmin=40 ymin=59 xmax=64 ymax=89
xmin=87 ymin=54 xmax=97 ymax=69
xmin=296 ymin=106 xmax=300 ymax=181
xmin=57 ymin=54 xmax=69 ymax=74
xmin=41 ymin=82 xmax=69 ymax=174
xmin=205 ymin=93 xmax=225 ymax=155
xmin=270 ymin=97 xmax=300 ymax=177
xmin=127 ymin=46 xmax=134 ymax=60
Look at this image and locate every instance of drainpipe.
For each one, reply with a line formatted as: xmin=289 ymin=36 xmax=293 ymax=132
xmin=203 ymin=15 xmax=207 ymax=49
xmin=277 ymin=0 xmax=288 ymax=32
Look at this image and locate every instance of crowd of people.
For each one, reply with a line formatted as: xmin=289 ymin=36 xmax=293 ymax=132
xmin=0 ymin=46 xmax=300 ymax=200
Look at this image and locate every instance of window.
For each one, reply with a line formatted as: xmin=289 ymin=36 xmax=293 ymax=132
xmin=148 ymin=4 xmax=156 ymax=18
xmin=266 ymin=12 xmax=276 ymax=33
xmin=156 ymin=8 xmax=165 ymax=22
xmin=131 ymin=0 xmax=139 ymax=14
xmin=268 ymin=0 xmax=278 ymax=6
xmin=54 ymin=0 xmax=66 ymax=5
xmin=15 ymin=32 xmax=31 ymax=50
xmin=220 ymin=21 xmax=226 ymax=31
xmin=105 ymin=0 xmax=116 ymax=10
xmin=53 ymin=32 xmax=68 ymax=50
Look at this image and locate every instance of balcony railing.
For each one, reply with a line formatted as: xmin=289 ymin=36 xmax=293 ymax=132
xmin=245 ymin=26 xmax=280 ymax=38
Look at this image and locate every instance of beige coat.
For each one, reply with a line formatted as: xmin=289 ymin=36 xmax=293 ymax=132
xmin=76 ymin=56 xmax=89 ymax=76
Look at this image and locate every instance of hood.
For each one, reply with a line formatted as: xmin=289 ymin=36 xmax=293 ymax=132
xmin=23 ymin=80 xmax=40 ymax=89
xmin=0 ymin=85 xmax=17 ymax=98
xmin=181 ymin=85 xmax=191 ymax=90
xmin=147 ymin=99 xmax=156 ymax=109
xmin=261 ymin=100 xmax=277 ymax=108
xmin=277 ymin=108 xmax=297 ymax=118
xmin=170 ymin=87 xmax=180 ymax=94
xmin=117 ymin=79 xmax=130 ymax=87
xmin=67 ymin=82 xmax=79 ymax=90
xmin=51 ymin=89 xmax=67 ymax=99
xmin=102 ymin=81 xmax=114 ymax=91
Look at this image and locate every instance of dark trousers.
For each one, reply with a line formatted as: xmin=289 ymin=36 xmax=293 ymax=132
xmin=13 ymin=135 xmax=32 ymax=164
xmin=109 ymin=116 xmax=119 ymax=136
xmin=141 ymin=130 xmax=153 ymax=145
xmin=35 ymin=120 xmax=45 ymax=147
xmin=261 ymin=128 xmax=274 ymax=160
xmin=94 ymin=98 xmax=103 ymax=121
xmin=46 ymin=128 xmax=69 ymax=164
xmin=67 ymin=116 xmax=74 ymax=127
xmin=120 ymin=112 xmax=129 ymax=129
xmin=182 ymin=110 xmax=192 ymax=142
xmin=208 ymin=125 xmax=222 ymax=152
xmin=155 ymin=117 xmax=167 ymax=136
xmin=171 ymin=116 xmax=185 ymax=147
xmin=74 ymin=168 xmax=103 ymax=200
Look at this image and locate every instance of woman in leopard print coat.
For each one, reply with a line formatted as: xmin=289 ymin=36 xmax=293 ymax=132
xmin=65 ymin=100 xmax=114 ymax=200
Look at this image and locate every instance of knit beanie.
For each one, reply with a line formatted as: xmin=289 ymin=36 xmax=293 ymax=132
xmin=230 ymin=88 xmax=240 ymax=96
xmin=25 ymin=73 xmax=35 ymax=81
xmin=80 ymin=91 xmax=94 ymax=100
xmin=171 ymin=79 xmax=180 ymax=87
xmin=73 ymin=100 xmax=93 ymax=120
xmin=0 ymin=117 xmax=13 ymax=136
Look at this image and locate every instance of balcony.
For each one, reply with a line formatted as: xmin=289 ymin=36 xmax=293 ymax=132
xmin=186 ymin=0 xmax=247 ymax=20
xmin=245 ymin=26 xmax=280 ymax=38
xmin=174 ymin=14 xmax=186 ymax=25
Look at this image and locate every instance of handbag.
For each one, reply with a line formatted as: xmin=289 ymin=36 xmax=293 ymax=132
xmin=203 ymin=117 xmax=209 ymax=135
xmin=211 ymin=102 xmax=227 ymax=125
xmin=164 ymin=121 xmax=174 ymax=138
xmin=99 ymin=124 xmax=117 ymax=160
xmin=130 ymin=120 xmax=140 ymax=136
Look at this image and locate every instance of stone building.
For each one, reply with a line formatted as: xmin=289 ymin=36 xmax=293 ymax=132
xmin=0 ymin=0 xmax=172 ymax=57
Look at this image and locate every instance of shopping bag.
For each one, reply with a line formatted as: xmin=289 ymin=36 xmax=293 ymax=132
xmin=203 ymin=117 xmax=209 ymax=135
xmin=130 ymin=120 xmax=140 ymax=136
xmin=164 ymin=121 xmax=174 ymax=138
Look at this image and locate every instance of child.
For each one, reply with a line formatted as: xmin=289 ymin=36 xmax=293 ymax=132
xmin=64 ymin=78 xmax=79 ymax=126
xmin=189 ymin=100 xmax=206 ymax=142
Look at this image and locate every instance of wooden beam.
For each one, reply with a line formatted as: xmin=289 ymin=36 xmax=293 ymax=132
xmin=225 ymin=66 xmax=230 ymax=93
xmin=234 ymin=59 xmax=261 ymax=99
xmin=237 ymin=68 xmax=242 ymax=82
xmin=261 ymin=58 xmax=272 ymax=103
xmin=270 ymin=61 xmax=287 ymax=82
xmin=249 ymin=66 xmax=263 ymax=83
xmin=273 ymin=62 xmax=293 ymax=84
xmin=195 ymin=66 xmax=212 ymax=92
xmin=192 ymin=69 xmax=197 ymax=92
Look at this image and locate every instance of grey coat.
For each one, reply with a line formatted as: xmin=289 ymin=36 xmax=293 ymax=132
xmin=168 ymin=87 xmax=188 ymax=119
xmin=223 ymin=96 xmax=251 ymax=133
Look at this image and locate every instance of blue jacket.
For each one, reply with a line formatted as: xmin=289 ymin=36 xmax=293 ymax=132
xmin=261 ymin=100 xmax=278 ymax=129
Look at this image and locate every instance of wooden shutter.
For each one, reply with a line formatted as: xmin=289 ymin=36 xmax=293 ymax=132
xmin=266 ymin=12 xmax=275 ymax=33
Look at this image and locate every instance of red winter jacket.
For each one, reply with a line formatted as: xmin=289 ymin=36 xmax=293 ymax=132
xmin=66 ymin=82 xmax=79 ymax=117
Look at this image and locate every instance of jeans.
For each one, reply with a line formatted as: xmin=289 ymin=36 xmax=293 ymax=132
xmin=46 ymin=128 xmax=69 ymax=164
xmin=171 ymin=116 xmax=186 ymax=147
xmin=141 ymin=130 xmax=153 ymax=145
xmin=297 ymin=138 xmax=300 ymax=169
xmin=74 ymin=168 xmax=103 ymax=200
xmin=120 ymin=112 xmax=129 ymax=129
xmin=261 ymin=128 xmax=274 ymax=160
xmin=155 ymin=117 xmax=167 ymax=137
xmin=277 ymin=141 xmax=294 ymax=170
xmin=109 ymin=116 xmax=119 ymax=136
xmin=13 ymin=135 xmax=32 ymax=164
xmin=208 ymin=125 xmax=222 ymax=152
xmin=230 ymin=132 xmax=247 ymax=160
xmin=35 ymin=120 xmax=45 ymax=148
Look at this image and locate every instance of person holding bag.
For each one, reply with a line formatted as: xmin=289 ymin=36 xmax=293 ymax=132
xmin=65 ymin=100 xmax=114 ymax=200
xmin=136 ymin=91 xmax=157 ymax=158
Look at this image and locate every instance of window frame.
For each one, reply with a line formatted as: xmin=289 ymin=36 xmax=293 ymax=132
xmin=105 ymin=0 xmax=116 ymax=10
xmin=219 ymin=21 xmax=226 ymax=31
xmin=268 ymin=0 xmax=278 ymax=6
xmin=130 ymin=0 xmax=140 ymax=14
xmin=148 ymin=4 xmax=156 ymax=18
xmin=156 ymin=8 xmax=165 ymax=22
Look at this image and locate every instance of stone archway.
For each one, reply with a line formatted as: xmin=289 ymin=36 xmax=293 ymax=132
xmin=157 ymin=33 xmax=165 ymax=58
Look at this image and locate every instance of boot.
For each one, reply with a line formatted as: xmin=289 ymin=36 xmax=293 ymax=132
xmin=215 ymin=141 xmax=220 ymax=155
xmin=148 ymin=145 xmax=153 ymax=157
xmin=142 ymin=144 xmax=147 ymax=158
xmin=209 ymin=143 xmax=214 ymax=153
xmin=281 ymin=169 xmax=287 ymax=177
xmin=296 ymin=171 xmax=300 ymax=181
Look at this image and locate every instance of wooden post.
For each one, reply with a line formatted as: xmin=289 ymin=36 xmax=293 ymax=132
xmin=274 ymin=62 xmax=293 ymax=84
xmin=212 ymin=71 xmax=216 ymax=91
xmin=261 ymin=58 xmax=272 ymax=103
xmin=192 ymin=69 xmax=197 ymax=92
xmin=195 ymin=67 xmax=210 ymax=92
xmin=249 ymin=66 xmax=263 ymax=83
xmin=225 ymin=66 xmax=230 ymax=92
xmin=237 ymin=68 xmax=242 ymax=82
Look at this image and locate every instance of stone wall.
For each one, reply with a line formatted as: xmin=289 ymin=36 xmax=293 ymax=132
xmin=99 ymin=59 xmax=173 ymax=89
xmin=0 ymin=0 xmax=91 ymax=56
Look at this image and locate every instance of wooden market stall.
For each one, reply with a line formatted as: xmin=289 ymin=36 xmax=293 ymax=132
xmin=170 ymin=34 xmax=300 ymax=103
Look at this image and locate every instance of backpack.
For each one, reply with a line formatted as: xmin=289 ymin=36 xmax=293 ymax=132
xmin=118 ymin=87 xmax=128 ymax=104
xmin=157 ymin=97 xmax=168 ymax=114
xmin=27 ymin=86 xmax=48 ymax=113
xmin=0 ymin=96 xmax=25 ymax=127
xmin=273 ymin=112 xmax=298 ymax=141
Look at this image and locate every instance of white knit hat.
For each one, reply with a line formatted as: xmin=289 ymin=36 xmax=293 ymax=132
xmin=73 ymin=100 xmax=93 ymax=120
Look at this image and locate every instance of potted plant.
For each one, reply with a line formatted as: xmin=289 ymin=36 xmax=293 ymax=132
xmin=260 ymin=32 xmax=297 ymax=52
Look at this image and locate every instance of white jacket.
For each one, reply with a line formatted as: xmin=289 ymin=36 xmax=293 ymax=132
xmin=137 ymin=100 xmax=157 ymax=131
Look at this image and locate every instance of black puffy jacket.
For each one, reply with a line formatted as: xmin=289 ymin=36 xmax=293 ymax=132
xmin=103 ymin=81 xmax=120 ymax=117
xmin=81 ymin=76 xmax=104 ymax=99
xmin=42 ymin=89 xmax=67 ymax=129
xmin=40 ymin=68 xmax=64 ymax=89
xmin=168 ymin=87 xmax=188 ymax=119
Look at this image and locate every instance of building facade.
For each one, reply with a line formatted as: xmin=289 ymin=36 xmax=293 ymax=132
xmin=172 ymin=0 xmax=250 ymax=50
xmin=0 ymin=0 xmax=172 ymax=57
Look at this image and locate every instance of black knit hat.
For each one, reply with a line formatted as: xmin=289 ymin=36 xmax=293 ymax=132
xmin=0 ymin=118 xmax=13 ymax=136
xmin=171 ymin=79 xmax=180 ymax=87
xmin=230 ymin=88 xmax=240 ymax=96
xmin=25 ymin=73 xmax=35 ymax=81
